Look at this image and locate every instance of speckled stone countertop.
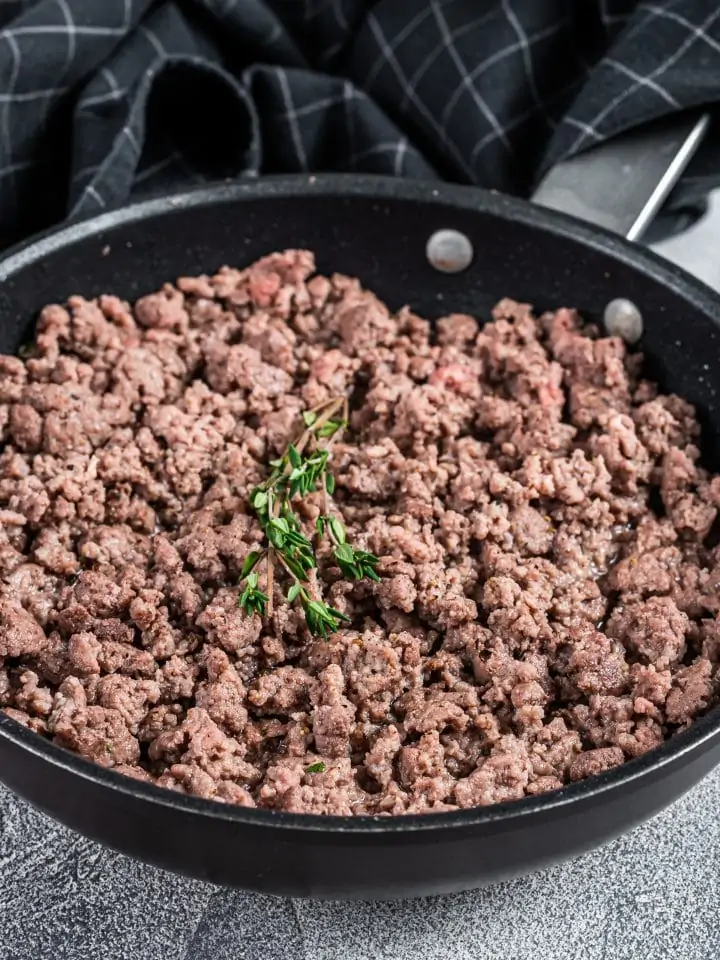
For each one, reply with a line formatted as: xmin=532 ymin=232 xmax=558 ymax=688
xmin=0 ymin=771 xmax=719 ymax=960
xmin=2 ymin=224 xmax=720 ymax=960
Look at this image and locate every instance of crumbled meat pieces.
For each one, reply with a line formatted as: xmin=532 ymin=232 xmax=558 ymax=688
xmin=607 ymin=597 xmax=689 ymax=669
xmin=0 ymin=252 xmax=718 ymax=816
xmin=0 ymin=600 xmax=47 ymax=658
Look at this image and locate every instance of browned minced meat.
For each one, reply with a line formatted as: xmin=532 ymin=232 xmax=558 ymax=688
xmin=0 ymin=252 xmax=718 ymax=816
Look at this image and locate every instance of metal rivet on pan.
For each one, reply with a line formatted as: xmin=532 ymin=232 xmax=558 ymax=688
xmin=603 ymin=298 xmax=644 ymax=345
xmin=426 ymin=229 xmax=474 ymax=274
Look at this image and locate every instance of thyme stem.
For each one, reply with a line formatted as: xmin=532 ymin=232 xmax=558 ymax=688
xmin=237 ymin=397 xmax=379 ymax=637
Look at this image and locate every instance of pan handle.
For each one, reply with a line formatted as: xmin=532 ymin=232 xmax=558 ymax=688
xmin=531 ymin=112 xmax=710 ymax=242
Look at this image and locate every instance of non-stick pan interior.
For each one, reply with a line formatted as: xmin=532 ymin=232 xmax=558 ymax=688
xmin=1 ymin=176 xmax=719 ymax=465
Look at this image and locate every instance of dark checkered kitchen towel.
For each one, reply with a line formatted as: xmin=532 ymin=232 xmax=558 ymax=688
xmin=1 ymin=0 xmax=720 ymax=251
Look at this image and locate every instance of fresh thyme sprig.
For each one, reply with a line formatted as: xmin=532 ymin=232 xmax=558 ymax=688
xmin=237 ymin=397 xmax=380 ymax=638
xmin=237 ymin=571 xmax=268 ymax=617
xmin=316 ymin=515 xmax=381 ymax=582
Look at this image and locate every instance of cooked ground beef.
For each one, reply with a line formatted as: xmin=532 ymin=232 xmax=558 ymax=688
xmin=0 ymin=250 xmax=718 ymax=816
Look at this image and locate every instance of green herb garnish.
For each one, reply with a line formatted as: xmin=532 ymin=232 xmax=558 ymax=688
xmin=237 ymin=397 xmax=380 ymax=637
xmin=238 ymin=572 xmax=269 ymax=618
xmin=305 ymin=761 xmax=326 ymax=774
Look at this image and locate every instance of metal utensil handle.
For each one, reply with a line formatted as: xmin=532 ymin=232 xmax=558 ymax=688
xmin=532 ymin=113 xmax=710 ymax=241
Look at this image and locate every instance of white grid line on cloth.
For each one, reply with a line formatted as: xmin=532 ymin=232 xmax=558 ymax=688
xmin=80 ymin=66 xmax=127 ymax=109
xmin=598 ymin=0 xmax=610 ymax=25
xmin=565 ymin=4 xmax=720 ymax=151
xmin=364 ymin=5 xmax=433 ymax=90
xmin=605 ymin=57 xmax=679 ymax=108
xmin=0 ymin=158 xmax=34 ymax=181
xmin=0 ymin=29 xmax=20 ymax=188
xmin=564 ymin=115 xmax=600 ymax=140
xmin=502 ymin=0 xmax=556 ymax=130
xmin=469 ymin=72 xmax=582 ymax=163
xmin=86 ymin=183 xmax=106 ymax=208
xmin=441 ymin=18 xmax=568 ymax=132
xmin=122 ymin=0 xmax=132 ymax=31
xmin=364 ymin=0 xmax=481 ymax=92
xmin=265 ymin=21 xmax=283 ymax=46
xmin=598 ymin=0 xmax=629 ymax=31
xmin=440 ymin=36 xmax=524 ymax=128
xmin=275 ymin=66 xmax=308 ymax=170
xmin=80 ymin=85 xmax=127 ymax=108
xmin=282 ymin=90 xmax=360 ymax=119
xmin=75 ymin=122 xmax=142 ymax=209
xmin=393 ymin=137 xmax=407 ymax=175
xmin=72 ymin=162 xmax=99 ymax=183
xmin=332 ymin=0 xmax=348 ymax=33
xmin=56 ymin=0 xmax=77 ymax=85
xmin=431 ymin=0 xmax=511 ymax=153
xmin=103 ymin=65 xmax=122 ymax=95
xmin=643 ymin=2 xmax=720 ymax=56
xmin=0 ymin=86 xmax=70 ymax=103
xmin=348 ymin=141 xmax=407 ymax=166
xmin=367 ymin=12 xmax=475 ymax=180
xmin=343 ymin=79 xmax=356 ymax=151
xmin=124 ymin=123 xmax=140 ymax=153
xmin=400 ymin=6 xmax=498 ymax=113
xmin=139 ymin=23 xmax=168 ymax=60
xmin=135 ymin=149 xmax=184 ymax=184
xmin=318 ymin=39 xmax=344 ymax=65
xmin=0 ymin=24 xmax=129 ymax=38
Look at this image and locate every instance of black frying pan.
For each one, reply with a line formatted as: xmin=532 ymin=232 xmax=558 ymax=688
xmin=0 ymin=118 xmax=720 ymax=901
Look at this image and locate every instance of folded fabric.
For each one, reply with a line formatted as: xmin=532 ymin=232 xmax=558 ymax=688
xmin=0 ymin=0 xmax=718 ymax=250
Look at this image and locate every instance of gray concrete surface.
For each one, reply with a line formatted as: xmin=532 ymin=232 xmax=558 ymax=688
xmin=653 ymin=192 xmax=720 ymax=292
xmin=0 ymin=207 xmax=719 ymax=959
xmin=0 ymin=768 xmax=718 ymax=960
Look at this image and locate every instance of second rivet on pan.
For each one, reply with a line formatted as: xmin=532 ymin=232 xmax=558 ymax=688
xmin=426 ymin=229 xmax=474 ymax=274
xmin=604 ymin=298 xmax=644 ymax=344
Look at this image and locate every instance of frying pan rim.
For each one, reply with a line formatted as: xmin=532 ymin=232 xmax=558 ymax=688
xmin=1 ymin=172 xmax=719 ymax=838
